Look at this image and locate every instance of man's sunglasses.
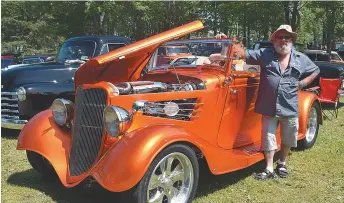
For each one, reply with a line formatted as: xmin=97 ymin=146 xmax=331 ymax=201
xmin=275 ymin=36 xmax=292 ymax=40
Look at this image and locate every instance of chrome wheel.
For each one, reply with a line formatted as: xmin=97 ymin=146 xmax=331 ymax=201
xmin=147 ymin=152 xmax=194 ymax=203
xmin=305 ymin=107 xmax=318 ymax=143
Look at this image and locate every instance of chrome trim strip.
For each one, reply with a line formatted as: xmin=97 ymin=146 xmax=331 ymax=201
xmin=1 ymin=103 xmax=19 ymax=108
xmin=1 ymin=115 xmax=20 ymax=119
xmin=1 ymin=97 xmax=18 ymax=101
xmin=1 ymin=92 xmax=17 ymax=96
xmin=1 ymin=109 xmax=19 ymax=114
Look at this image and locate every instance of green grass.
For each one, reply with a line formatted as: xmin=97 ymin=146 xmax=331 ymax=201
xmin=2 ymin=97 xmax=344 ymax=203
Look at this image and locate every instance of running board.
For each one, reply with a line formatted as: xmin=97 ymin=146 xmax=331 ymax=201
xmin=231 ymin=142 xmax=281 ymax=166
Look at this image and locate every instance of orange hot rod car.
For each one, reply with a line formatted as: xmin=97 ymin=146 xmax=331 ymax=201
xmin=17 ymin=21 xmax=322 ymax=203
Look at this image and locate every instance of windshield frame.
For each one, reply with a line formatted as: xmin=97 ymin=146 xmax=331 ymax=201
xmin=57 ymin=40 xmax=97 ymax=63
xmin=148 ymin=39 xmax=233 ymax=72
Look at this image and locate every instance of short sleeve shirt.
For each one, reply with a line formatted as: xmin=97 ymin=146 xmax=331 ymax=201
xmin=245 ymin=48 xmax=319 ymax=117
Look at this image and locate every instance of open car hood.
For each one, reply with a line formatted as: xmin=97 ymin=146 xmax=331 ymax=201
xmin=74 ymin=21 xmax=204 ymax=87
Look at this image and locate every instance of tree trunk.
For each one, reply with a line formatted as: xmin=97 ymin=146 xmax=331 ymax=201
xmin=284 ymin=1 xmax=290 ymax=24
xmin=326 ymin=4 xmax=336 ymax=54
xmin=247 ymin=23 xmax=251 ymax=48
xmin=291 ymin=1 xmax=299 ymax=31
xmin=243 ymin=3 xmax=247 ymax=46
xmin=213 ymin=1 xmax=218 ymax=35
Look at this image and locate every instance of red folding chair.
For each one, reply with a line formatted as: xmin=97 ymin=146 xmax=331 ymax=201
xmin=316 ymin=78 xmax=343 ymax=119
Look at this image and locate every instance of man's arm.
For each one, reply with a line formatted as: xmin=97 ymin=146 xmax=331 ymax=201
xmin=298 ymin=57 xmax=320 ymax=88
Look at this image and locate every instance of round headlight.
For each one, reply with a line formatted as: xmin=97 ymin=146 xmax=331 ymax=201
xmin=51 ymin=99 xmax=74 ymax=126
xmin=103 ymin=106 xmax=132 ymax=137
xmin=16 ymin=87 xmax=26 ymax=101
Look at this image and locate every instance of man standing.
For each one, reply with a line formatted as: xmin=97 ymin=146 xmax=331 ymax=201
xmin=216 ymin=25 xmax=320 ymax=180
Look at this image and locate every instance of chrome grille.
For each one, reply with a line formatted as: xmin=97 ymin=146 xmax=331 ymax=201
xmin=69 ymin=87 xmax=107 ymax=176
xmin=1 ymin=91 xmax=27 ymax=125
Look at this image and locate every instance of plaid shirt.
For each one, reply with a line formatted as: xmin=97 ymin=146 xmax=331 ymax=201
xmin=246 ymin=48 xmax=320 ymax=117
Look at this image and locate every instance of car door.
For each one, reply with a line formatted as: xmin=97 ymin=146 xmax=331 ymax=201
xmin=217 ymin=46 xmax=262 ymax=149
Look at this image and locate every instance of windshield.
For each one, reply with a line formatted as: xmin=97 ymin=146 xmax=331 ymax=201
xmin=1 ymin=58 xmax=13 ymax=69
xmin=57 ymin=40 xmax=96 ymax=63
xmin=147 ymin=39 xmax=232 ymax=71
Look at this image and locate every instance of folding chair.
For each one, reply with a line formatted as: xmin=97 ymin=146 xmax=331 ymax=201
xmin=316 ymin=78 xmax=343 ymax=119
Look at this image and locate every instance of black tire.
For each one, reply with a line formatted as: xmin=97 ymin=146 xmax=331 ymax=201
xmin=26 ymin=151 xmax=56 ymax=178
xmin=122 ymin=144 xmax=199 ymax=203
xmin=298 ymin=102 xmax=321 ymax=150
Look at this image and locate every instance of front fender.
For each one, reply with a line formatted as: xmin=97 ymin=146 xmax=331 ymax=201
xmin=92 ymin=124 xmax=200 ymax=192
xmin=17 ymin=109 xmax=78 ymax=187
xmin=298 ymin=91 xmax=322 ymax=140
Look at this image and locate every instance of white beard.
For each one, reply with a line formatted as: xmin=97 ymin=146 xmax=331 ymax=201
xmin=274 ymin=42 xmax=292 ymax=55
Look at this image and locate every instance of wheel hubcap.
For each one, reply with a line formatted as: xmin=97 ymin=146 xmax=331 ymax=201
xmin=305 ymin=107 xmax=318 ymax=142
xmin=147 ymin=152 xmax=194 ymax=203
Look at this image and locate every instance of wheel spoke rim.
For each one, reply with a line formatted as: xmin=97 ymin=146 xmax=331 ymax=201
xmin=149 ymin=191 xmax=165 ymax=203
xmin=306 ymin=107 xmax=318 ymax=142
xmin=148 ymin=173 xmax=162 ymax=191
xmin=147 ymin=152 xmax=194 ymax=203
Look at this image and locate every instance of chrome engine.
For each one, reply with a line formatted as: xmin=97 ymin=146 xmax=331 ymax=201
xmin=112 ymin=80 xmax=205 ymax=95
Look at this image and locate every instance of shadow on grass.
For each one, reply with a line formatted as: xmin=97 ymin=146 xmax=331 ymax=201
xmin=7 ymin=153 xmax=284 ymax=202
xmin=7 ymin=169 xmax=123 ymax=203
xmin=195 ymin=153 xmax=281 ymax=199
xmin=1 ymin=128 xmax=21 ymax=139
xmin=6 ymin=159 xmax=275 ymax=202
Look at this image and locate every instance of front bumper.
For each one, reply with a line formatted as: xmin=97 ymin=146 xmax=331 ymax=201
xmin=1 ymin=118 xmax=27 ymax=130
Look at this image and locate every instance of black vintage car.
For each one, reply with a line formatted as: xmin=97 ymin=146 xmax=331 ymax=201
xmin=1 ymin=36 xmax=131 ymax=130
xmin=303 ymin=61 xmax=344 ymax=95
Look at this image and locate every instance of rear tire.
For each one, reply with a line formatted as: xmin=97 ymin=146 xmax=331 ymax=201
xmin=122 ymin=144 xmax=199 ymax=203
xmin=26 ymin=151 xmax=56 ymax=178
xmin=298 ymin=102 xmax=320 ymax=150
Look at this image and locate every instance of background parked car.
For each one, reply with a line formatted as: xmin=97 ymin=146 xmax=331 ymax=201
xmin=302 ymin=61 xmax=344 ymax=95
xmin=1 ymin=36 xmax=131 ymax=130
xmin=156 ymin=44 xmax=193 ymax=65
xmin=337 ymin=44 xmax=344 ymax=59
xmin=1 ymin=55 xmax=21 ymax=69
xmin=303 ymin=49 xmax=343 ymax=63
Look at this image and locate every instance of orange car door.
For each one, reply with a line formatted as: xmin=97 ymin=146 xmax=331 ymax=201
xmin=217 ymin=74 xmax=262 ymax=149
